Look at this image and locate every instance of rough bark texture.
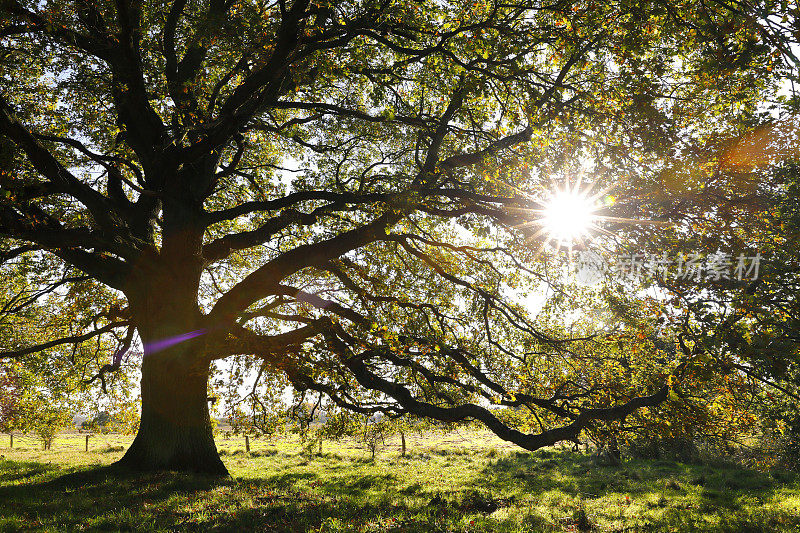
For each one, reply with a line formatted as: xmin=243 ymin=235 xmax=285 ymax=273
xmin=116 ymin=242 xmax=227 ymax=475
xmin=117 ymin=353 xmax=227 ymax=475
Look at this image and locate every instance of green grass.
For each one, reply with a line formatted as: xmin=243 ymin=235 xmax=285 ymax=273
xmin=1 ymin=431 xmax=799 ymax=532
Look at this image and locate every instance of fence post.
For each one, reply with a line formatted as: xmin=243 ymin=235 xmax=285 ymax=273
xmin=9 ymin=433 xmax=12 ymax=449
xmin=245 ymin=435 xmax=250 ymax=452
xmin=86 ymin=434 xmax=90 ymax=452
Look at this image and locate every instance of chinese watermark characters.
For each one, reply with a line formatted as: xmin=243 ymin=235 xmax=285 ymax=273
xmin=573 ymin=251 xmax=761 ymax=285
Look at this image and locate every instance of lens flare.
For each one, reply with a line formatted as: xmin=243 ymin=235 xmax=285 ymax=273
xmin=143 ymin=329 xmax=208 ymax=355
xmin=504 ymin=176 xmax=672 ymax=254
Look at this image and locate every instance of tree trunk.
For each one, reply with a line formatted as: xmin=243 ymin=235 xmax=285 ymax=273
xmin=112 ymin=202 xmax=226 ymax=474
xmin=400 ymin=430 xmax=406 ymax=457
xmin=117 ymin=352 xmax=227 ymax=475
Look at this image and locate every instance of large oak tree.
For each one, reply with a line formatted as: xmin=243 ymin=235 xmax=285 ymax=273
xmin=0 ymin=0 xmax=780 ymax=474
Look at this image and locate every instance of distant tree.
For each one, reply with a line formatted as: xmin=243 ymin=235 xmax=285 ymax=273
xmin=83 ymin=411 xmax=121 ymax=434
xmin=0 ymin=255 xmax=138 ymax=442
xmin=27 ymin=400 xmax=73 ymax=450
xmin=221 ymin=363 xmax=287 ymax=440
xmin=319 ymin=410 xmax=361 ymax=445
xmin=0 ymin=361 xmax=73 ymax=449
xmin=360 ymin=415 xmax=392 ymax=461
xmin=0 ymin=361 xmax=24 ymax=436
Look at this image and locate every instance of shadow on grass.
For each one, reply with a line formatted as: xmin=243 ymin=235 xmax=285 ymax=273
xmin=260 ymin=470 xmax=318 ymax=490
xmin=0 ymin=456 xmax=463 ymax=532
xmin=0 ymin=460 xmax=60 ymax=484
xmin=2 ymin=452 xmax=800 ymax=532
xmin=482 ymin=449 xmax=783 ymax=503
xmin=0 ymin=460 xmax=230 ymax=531
xmin=315 ymin=472 xmax=399 ymax=495
xmin=477 ymin=450 xmax=800 ymax=532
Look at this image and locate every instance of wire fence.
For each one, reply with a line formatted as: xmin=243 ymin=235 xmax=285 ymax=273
xmin=1 ymin=433 xmax=132 ymax=452
xmin=1 ymin=429 xmax=520 ymax=455
xmin=0 ymin=433 xmax=284 ymax=453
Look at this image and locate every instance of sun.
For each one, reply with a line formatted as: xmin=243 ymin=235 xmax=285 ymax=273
xmin=512 ymin=179 xmax=610 ymax=251
xmin=504 ymin=176 xmax=668 ymax=253
xmin=541 ymin=189 xmax=597 ymax=243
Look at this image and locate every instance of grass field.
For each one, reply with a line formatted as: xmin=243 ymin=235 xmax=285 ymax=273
xmin=1 ymin=431 xmax=799 ymax=532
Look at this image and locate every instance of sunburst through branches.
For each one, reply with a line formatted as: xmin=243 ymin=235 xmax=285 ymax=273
xmin=506 ymin=175 xmax=668 ymax=256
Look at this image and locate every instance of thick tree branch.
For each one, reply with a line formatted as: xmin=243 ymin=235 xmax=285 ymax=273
xmin=0 ymin=96 xmax=125 ymax=235
xmin=338 ymin=339 xmax=669 ymax=451
xmin=0 ymin=321 xmax=129 ymax=359
xmin=209 ymin=210 xmax=402 ymax=320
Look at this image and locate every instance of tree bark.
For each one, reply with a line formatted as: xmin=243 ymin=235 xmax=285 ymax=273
xmin=117 ymin=350 xmax=227 ymax=475
xmin=116 ymin=236 xmax=227 ymax=475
